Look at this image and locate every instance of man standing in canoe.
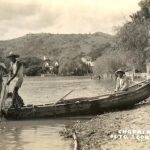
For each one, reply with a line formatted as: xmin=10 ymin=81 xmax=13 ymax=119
xmin=6 ymin=52 xmax=24 ymax=107
xmin=115 ymin=69 xmax=129 ymax=92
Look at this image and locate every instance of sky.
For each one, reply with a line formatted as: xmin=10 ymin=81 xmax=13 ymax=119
xmin=0 ymin=0 xmax=141 ymax=40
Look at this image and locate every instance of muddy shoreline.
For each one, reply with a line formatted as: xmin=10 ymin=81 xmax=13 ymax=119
xmin=61 ymin=100 xmax=150 ymax=150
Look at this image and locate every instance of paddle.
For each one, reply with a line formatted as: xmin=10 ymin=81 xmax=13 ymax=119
xmin=54 ymin=79 xmax=148 ymax=105
xmin=55 ymin=89 xmax=75 ymax=104
xmin=0 ymin=78 xmax=9 ymax=112
xmin=0 ymin=78 xmax=9 ymax=122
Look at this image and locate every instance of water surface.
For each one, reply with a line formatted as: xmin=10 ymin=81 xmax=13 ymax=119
xmin=0 ymin=76 xmax=115 ymax=150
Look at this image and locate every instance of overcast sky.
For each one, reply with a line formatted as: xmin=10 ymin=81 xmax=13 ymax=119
xmin=0 ymin=0 xmax=140 ymax=40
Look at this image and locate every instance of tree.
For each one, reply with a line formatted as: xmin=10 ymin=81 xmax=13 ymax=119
xmin=89 ymin=42 xmax=112 ymax=60
xmin=115 ymin=0 xmax=150 ymax=71
xmin=20 ymin=57 xmax=44 ymax=76
xmin=58 ymin=56 xmax=89 ymax=76
xmin=93 ymin=51 xmax=128 ymax=75
xmin=116 ymin=22 xmax=148 ymax=52
xmin=25 ymin=65 xmax=43 ymax=76
xmin=20 ymin=57 xmax=43 ymax=68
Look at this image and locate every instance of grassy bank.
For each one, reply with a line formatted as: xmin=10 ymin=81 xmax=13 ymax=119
xmin=61 ymin=100 xmax=150 ymax=150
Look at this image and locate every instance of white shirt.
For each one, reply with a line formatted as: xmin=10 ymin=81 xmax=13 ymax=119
xmin=11 ymin=61 xmax=23 ymax=79
xmin=115 ymin=75 xmax=129 ymax=91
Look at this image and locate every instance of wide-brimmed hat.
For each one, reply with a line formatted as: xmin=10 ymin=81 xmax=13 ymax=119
xmin=6 ymin=52 xmax=19 ymax=58
xmin=115 ymin=69 xmax=125 ymax=75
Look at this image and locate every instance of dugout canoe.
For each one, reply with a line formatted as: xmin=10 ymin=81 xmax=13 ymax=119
xmin=2 ymin=80 xmax=150 ymax=120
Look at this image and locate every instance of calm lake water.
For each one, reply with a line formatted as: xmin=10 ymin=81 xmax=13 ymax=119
xmin=0 ymin=76 xmax=115 ymax=150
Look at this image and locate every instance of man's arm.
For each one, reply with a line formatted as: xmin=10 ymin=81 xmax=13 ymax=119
xmin=3 ymin=67 xmax=8 ymax=74
xmin=0 ymin=63 xmax=8 ymax=74
xmin=115 ymin=78 xmax=120 ymax=92
xmin=7 ymin=62 xmax=21 ymax=85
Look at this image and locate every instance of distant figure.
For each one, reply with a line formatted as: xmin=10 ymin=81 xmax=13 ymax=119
xmin=54 ymin=61 xmax=59 ymax=75
xmin=115 ymin=69 xmax=129 ymax=92
xmin=0 ymin=62 xmax=7 ymax=95
xmin=6 ymin=52 xmax=24 ymax=107
xmin=98 ymin=75 xmax=101 ymax=80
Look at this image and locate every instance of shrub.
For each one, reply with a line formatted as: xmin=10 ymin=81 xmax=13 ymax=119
xmin=25 ymin=65 xmax=43 ymax=76
xmin=59 ymin=56 xmax=90 ymax=76
xmin=20 ymin=57 xmax=43 ymax=68
xmin=20 ymin=57 xmax=44 ymax=76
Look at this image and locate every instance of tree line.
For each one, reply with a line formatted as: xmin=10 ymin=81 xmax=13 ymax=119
xmin=94 ymin=0 xmax=150 ymax=76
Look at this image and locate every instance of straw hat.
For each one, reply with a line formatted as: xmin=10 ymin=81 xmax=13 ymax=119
xmin=6 ymin=52 xmax=19 ymax=58
xmin=115 ymin=68 xmax=125 ymax=75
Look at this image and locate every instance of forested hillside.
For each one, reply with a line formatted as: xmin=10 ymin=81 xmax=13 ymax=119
xmin=0 ymin=32 xmax=113 ymax=76
xmin=0 ymin=32 xmax=113 ymax=59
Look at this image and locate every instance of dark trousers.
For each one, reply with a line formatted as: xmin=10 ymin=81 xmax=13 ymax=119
xmin=12 ymin=87 xmax=24 ymax=107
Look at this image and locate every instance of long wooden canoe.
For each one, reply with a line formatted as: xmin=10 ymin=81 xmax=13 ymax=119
xmin=2 ymin=80 xmax=150 ymax=120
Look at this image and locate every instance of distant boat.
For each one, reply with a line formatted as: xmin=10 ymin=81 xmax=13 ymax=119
xmin=2 ymin=80 xmax=150 ymax=120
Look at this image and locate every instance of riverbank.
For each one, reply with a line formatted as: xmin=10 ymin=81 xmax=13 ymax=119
xmin=62 ymin=100 xmax=150 ymax=150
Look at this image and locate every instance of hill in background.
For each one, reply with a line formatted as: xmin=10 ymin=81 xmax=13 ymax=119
xmin=0 ymin=32 xmax=114 ymax=76
xmin=0 ymin=32 xmax=113 ymax=60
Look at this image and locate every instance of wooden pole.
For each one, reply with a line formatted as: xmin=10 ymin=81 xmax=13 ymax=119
xmin=73 ymin=132 xmax=79 ymax=150
xmin=146 ymin=63 xmax=150 ymax=80
xmin=132 ymin=67 xmax=135 ymax=82
xmin=0 ymin=79 xmax=8 ymax=112
xmin=54 ymin=89 xmax=75 ymax=104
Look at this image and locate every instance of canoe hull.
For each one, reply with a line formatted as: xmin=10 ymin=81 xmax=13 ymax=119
xmin=3 ymin=81 xmax=150 ymax=120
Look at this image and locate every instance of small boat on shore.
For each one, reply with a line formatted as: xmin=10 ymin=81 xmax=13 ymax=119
xmin=2 ymin=80 xmax=150 ymax=120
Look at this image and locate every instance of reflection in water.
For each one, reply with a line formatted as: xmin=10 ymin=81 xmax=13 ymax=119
xmin=0 ymin=120 xmax=73 ymax=150
xmin=0 ymin=77 xmax=115 ymax=150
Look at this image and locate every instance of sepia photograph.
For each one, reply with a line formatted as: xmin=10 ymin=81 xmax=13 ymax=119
xmin=0 ymin=0 xmax=150 ymax=150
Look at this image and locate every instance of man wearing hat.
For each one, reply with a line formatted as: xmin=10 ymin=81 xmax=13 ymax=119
xmin=0 ymin=62 xmax=7 ymax=95
xmin=115 ymin=69 xmax=129 ymax=92
xmin=6 ymin=52 xmax=24 ymax=107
